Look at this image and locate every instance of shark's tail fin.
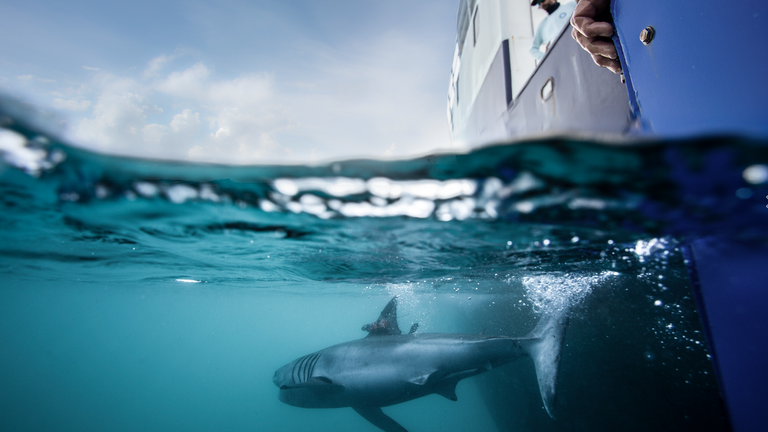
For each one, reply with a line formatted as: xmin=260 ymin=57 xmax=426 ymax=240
xmin=519 ymin=309 xmax=570 ymax=418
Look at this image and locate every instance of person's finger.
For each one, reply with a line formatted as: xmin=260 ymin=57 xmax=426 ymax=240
xmin=570 ymin=0 xmax=620 ymax=73
xmin=591 ymin=53 xmax=622 ymax=74
xmin=572 ymin=0 xmax=598 ymax=19
xmin=572 ymin=0 xmax=613 ymax=21
xmin=587 ymin=38 xmax=618 ymax=60
xmin=572 ymin=27 xmax=591 ymax=51
xmin=571 ymin=0 xmax=614 ymax=38
xmin=571 ymin=15 xmax=594 ymax=37
xmin=572 ymin=16 xmax=614 ymax=38
xmin=572 ymin=30 xmax=618 ymax=60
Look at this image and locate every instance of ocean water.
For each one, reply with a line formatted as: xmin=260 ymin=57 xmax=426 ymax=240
xmin=2 ymin=105 xmax=767 ymax=431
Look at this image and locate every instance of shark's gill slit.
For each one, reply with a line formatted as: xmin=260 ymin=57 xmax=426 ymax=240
xmin=293 ymin=354 xmax=309 ymax=384
xmin=303 ymin=354 xmax=314 ymax=381
xmin=302 ymin=353 xmax=316 ymax=382
xmin=298 ymin=355 xmax=308 ymax=382
xmin=290 ymin=360 xmax=298 ymax=384
xmin=306 ymin=352 xmax=321 ymax=381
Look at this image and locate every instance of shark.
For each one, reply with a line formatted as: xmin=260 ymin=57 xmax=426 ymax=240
xmin=272 ymin=297 xmax=569 ymax=432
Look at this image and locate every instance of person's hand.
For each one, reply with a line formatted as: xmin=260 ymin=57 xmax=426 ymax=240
xmin=570 ymin=0 xmax=622 ymax=73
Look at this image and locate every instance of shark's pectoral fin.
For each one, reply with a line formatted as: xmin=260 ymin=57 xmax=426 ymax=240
xmin=280 ymin=377 xmax=344 ymax=393
xmin=408 ymin=373 xmax=432 ymax=386
xmin=353 ymin=406 xmax=408 ymax=432
xmin=434 ymin=379 xmax=459 ymax=401
xmin=434 ymin=366 xmax=493 ymax=401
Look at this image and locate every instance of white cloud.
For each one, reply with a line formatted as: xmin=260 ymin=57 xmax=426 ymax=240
xmin=3 ymin=1 xmax=457 ymax=165
xmin=154 ymin=63 xmax=275 ymax=113
xmin=170 ymin=109 xmax=200 ymax=135
xmin=76 ymin=82 xmax=209 ymax=159
xmin=142 ymin=123 xmax=167 ymax=145
xmin=52 ymin=97 xmax=91 ymax=111
xmin=16 ymin=74 xmax=56 ymax=84
xmin=187 ymin=144 xmax=205 ymax=159
xmin=143 ymin=109 xmax=202 ymax=155
xmin=148 ymin=62 xmax=292 ymax=161
xmin=272 ymin=31 xmax=453 ymax=160
xmin=143 ymin=55 xmax=172 ymax=79
xmin=143 ymin=48 xmax=197 ymax=79
xmin=384 ymin=143 xmax=397 ymax=157
xmin=76 ymin=77 xmax=162 ymax=152
xmin=155 ymin=62 xmax=210 ymax=99
xmin=206 ymin=74 xmax=273 ymax=109
xmin=53 ymin=30 xmax=452 ymax=164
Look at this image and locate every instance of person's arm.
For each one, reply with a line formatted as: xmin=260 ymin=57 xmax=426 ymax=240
xmin=530 ymin=27 xmax=545 ymax=60
xmin=570 ymin=0 xmax=621 ymax=73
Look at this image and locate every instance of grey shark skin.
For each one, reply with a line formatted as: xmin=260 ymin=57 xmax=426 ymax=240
xmin=273 ymin=297 xmax=569 ymax=432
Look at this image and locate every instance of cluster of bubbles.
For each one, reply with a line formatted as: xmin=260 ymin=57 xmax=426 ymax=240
xmin=519 ymin=271 xmax=619 ymax=315
xmin=628 ymin=237 xmax=712 ymax=374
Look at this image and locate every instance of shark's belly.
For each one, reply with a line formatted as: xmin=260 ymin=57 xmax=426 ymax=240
xmin=328 ymin=363 xmax=434 ymax=407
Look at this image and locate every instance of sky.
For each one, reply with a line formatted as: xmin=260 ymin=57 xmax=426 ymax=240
xmin=0 ymin=0 xmax=459 ymax=164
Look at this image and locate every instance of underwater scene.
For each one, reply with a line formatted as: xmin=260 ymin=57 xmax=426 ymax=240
xmin=2 ymin=106 xmax=767 ymax=431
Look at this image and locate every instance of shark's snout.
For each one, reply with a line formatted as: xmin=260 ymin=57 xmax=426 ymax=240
xmin=273 ymin=366 xmax=287 ymax=387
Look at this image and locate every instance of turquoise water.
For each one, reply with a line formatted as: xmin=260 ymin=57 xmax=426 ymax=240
xmin=3 ymin=106 xmax=767 ymax=431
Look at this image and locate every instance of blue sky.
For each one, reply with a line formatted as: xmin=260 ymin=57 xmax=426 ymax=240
xmin=0 ymin=0 xmax=458 ymax=164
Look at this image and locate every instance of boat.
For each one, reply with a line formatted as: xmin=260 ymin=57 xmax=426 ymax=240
xmin=448 ymin=0 xmax=768 ymax=146
xmin=447 ymin=2 xmax=768 ymax=432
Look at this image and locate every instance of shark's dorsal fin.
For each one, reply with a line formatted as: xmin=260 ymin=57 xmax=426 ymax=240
xmin=362 ymin=297 xmax=402 ymax=337
xmin=352 ymin=406 xmax=408 ymax=432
